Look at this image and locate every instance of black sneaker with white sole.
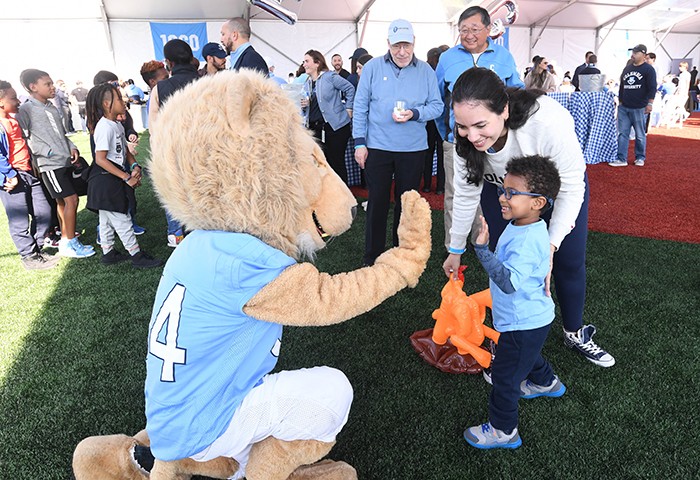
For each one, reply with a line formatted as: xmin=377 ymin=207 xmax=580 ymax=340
xmin=101 ymin=249 xmax=130 ymax=265
xmin=131 ymin=251 xmax=163 ymax=269
xmin=564 ymin=325 xmax=615 ymax=367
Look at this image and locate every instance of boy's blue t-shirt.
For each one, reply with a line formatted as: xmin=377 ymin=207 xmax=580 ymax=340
xmin=144 ymin=230 xmax=296 ymax=461
xmin=491 ymin=220 xmax=554 ymax=332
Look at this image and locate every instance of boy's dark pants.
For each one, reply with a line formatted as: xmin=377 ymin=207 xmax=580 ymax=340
xmin=0 ymin=171 xmax=52 ymax=257
xmin=489 ymin=324 xmax=555 ymax=433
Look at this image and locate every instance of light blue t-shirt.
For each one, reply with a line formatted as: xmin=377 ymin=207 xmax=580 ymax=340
xmin=490 ymin=220 xmax=554 ymax=332
xmin=144 ymin=230 xmax=296 ymax=461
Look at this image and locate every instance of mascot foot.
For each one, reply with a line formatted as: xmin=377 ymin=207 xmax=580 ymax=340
xmin=288 ymin=459 xmax=358 ymax=479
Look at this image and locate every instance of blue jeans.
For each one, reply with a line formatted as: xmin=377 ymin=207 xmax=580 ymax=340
xmin=165 ymin=209 xmax=182 ymax=236
xmin=617 ymin=105 xmax=647 ymax=162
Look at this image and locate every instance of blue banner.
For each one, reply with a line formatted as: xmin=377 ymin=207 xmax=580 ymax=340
xmin=492 ymin=28 xmax=510 ymax=50
xmin=150 ymin=22 xmax=208 ymax=61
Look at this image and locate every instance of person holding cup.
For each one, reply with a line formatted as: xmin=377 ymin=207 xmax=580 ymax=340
xmin=352 ymin=19 xmax=443 ymax=266
xmin=301 ymin=50 xmax=355 ymax=184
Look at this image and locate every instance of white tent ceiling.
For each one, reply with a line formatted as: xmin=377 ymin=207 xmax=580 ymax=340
xmin=3 ymin=0 xmax=699 ymax=33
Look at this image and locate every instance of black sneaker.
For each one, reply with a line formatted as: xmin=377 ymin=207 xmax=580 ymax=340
xmin=101 ymin=249 xmax=130 ymax=265
xmin=564 ymin=325 xmax=615 ymax=367
xmin=21 ymin=252 xmax=60 ymax=270
xmin=131 ymin=251 xmax=163 ymax=269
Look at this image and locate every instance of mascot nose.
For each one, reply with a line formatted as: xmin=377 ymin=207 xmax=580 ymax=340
xmin=351 ymin=205 xmax=357 ymax=219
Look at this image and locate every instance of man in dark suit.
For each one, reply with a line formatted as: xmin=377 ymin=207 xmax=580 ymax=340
xmin=220 ymin=17 xmax=268 ymax=74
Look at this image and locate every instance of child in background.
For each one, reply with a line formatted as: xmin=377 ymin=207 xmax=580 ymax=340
xmin=85 ymin=83 xmax=162 ymax=269
xmin=0 ymin=80 xmax=60 ymax=270
xmin=16 ymin=69 xmax=94 ymax=258
xmin=463 ymin=155 xmax=565 ymax=450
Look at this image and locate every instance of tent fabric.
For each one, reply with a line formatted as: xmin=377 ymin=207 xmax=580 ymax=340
xmin=1 ymin=0 xmax=698 ymax=95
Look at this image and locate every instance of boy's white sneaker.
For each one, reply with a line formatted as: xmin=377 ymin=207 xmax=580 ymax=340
xmin=59 ymin=238 xmax=95 ymax=258
xmin=464 ymin=422 xmax=522 ymax=450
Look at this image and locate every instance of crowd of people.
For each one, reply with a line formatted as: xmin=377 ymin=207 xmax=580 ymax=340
xmin=2 ymin=7 xmax=698 ymax=460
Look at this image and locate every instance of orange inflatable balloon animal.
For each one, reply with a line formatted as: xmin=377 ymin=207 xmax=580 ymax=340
xmin=431 ymin=275 xmax=500 ymax=368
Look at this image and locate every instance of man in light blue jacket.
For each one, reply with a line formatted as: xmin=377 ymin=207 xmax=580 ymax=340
xmin=435 ymin=6 xmax=523 ymax=253
xmin=353 ymin=19 xmax=443 ymax=266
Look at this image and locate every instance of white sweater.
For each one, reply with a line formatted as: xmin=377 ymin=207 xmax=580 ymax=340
xmin=450 ymin=95 xmax=586 ymax=251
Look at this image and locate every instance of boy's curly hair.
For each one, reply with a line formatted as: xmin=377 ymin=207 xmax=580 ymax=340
xmin=505 ymin=155 xmax=561 ymax=209
xmin=0 ymin=80 xmax=12 ymax=99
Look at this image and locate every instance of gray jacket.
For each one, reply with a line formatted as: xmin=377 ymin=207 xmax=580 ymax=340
xmin=304 ymin=71 xmax=355 ymax=131
xmin=17 ymin=97 xmax=76 ymax=172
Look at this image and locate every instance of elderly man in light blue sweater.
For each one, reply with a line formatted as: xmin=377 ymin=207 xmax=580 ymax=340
xmin=353 ymin=19 xmax=443 ymax=266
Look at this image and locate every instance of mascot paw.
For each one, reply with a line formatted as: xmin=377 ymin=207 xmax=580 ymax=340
xmin=375 ymin=190 xmax=431 ymax=288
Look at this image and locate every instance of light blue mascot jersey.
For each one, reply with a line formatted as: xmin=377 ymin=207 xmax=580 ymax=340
xmin=144 ymin=230 xmax=296 ymax=461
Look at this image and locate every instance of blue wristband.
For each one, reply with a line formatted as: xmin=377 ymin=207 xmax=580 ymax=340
xmin=448 ymin=247 xmax=466 ymax=255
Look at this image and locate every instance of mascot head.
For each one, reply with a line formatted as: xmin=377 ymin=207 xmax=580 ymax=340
xmin=149 ymin=70 xmax=357 ymax=259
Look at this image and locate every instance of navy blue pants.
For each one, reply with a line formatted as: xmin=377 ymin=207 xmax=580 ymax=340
xmin=480 ymin=175 xmax=589 ymax=332
xmin=0 ymin=170 xmax=52 ymax=258
xmin=364 ymin=148 xmax=424 ymax=265
xmin=489 ymin=324 xmax=555 ymax=432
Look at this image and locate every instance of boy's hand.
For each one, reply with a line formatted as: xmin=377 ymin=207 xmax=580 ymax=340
xmin=475 ymin=215 xmax=489 ymax=246
xmin=126 ymin=175 xmax=140 ymax=188
xmin=128 ymin=134 xmax=138 ymax=144
xmin=544 ymin=244 xmax=555 ymax=296
xmin=4 ymin=176 xmax=19 ymax=192
xmin=70 ymin=148 xmax=80 ymax=163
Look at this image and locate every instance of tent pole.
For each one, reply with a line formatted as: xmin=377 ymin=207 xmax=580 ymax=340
xmin=98 ymin=0 xmax=115 ymax=65
xmin=682 ymin=39 xmax=700 ymax=60
xmin=358 ymin=9 xmax=371 ymax=46
xmin=596 ymin=21 xmax=616 ymax=50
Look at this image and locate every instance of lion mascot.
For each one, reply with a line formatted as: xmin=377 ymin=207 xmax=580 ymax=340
xmin=72 ymin=70 xmax=432 ymax=479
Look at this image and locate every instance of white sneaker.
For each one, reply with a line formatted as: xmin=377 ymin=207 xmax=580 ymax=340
xmin=608 ymin=160 xmax=627 ymax=167
xmin=59 ymin=238 xmax=96 ymax=258
xmin=464 ymin=422 xmax=522 ymax=450
xmin=167 ymin=234 xmax=184 ymax=248
xmin=634 ymin=159 xmax=645 ymax=166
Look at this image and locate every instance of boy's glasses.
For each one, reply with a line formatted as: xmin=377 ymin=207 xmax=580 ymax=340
xmin=497 ymin=186 xmax=554 ymax=209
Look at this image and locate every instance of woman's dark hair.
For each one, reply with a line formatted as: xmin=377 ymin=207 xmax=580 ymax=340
xmin=85 ymin=83 xmax=120 ymax=134
xmin=304 ymin=50 xmax=329 ymax=73
xmin=505 ymin=155 xmax=561 ymax=209
xmin=357 ymin=54 xmax=373 ymax=67
xmin=528 ymin=57 xmax=550 ymax=90
xmin=19 ymin=69 xmax=50 ymax=92
xmin=452 ymin=68 xmax=544 ymax=185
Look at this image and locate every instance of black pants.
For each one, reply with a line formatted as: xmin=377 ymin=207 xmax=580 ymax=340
xmin=363 ymin=148 xmax=424 ymax=265
xmin=422 ymin=120 xmax=445 ymax=192
xmin=310 ymin=121 xmax=351 ymax=185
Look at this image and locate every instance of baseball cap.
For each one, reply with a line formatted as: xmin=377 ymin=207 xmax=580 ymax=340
xmin=388 ymin=19 xmax=414 ymax=45
xmin=202 ymin=42 xmax=228 ymax=59
xmin=629 ymin=44 xmax=647 ymax=54
xmin=350 ymin=47 xmax=368 ymax=60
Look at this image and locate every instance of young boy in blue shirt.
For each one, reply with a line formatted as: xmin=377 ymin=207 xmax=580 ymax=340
xmin=464 ymin=155 xmax=565 ymax=449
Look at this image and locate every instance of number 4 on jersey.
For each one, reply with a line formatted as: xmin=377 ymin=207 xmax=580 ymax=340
xmin=149 ymin=284 xmax=187 ymax=382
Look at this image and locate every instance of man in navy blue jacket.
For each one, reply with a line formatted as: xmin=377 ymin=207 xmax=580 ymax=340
xmin=220 ymin=18 xmax=268 ymax=75
xmin=610 ymin=44 xmax=656 ymax=167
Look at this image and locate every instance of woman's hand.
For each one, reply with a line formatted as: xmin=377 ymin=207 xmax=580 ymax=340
xmin=442 ymin=253 xmax=461 ymax=280
xmin=544 ymin=244 xmax=556 ymax=296
xmin=475 ymin=215 xmax=489 ymax=246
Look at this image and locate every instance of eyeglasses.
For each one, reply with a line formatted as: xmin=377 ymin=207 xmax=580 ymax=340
xmin=497 ymin=185 xmax=554 ymax=208
xmin=390 ymin=43 xmax=414 ymax=52
xmin=459 ymin=26 xmax=486 ymax=36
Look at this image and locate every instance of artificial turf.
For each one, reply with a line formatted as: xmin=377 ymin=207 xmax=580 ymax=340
xmin=0 ymin=132 xmax=698 ymax=479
